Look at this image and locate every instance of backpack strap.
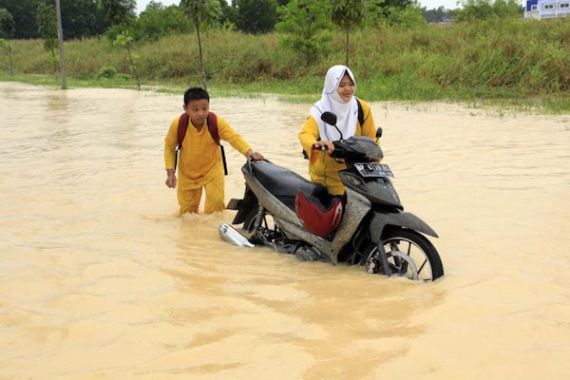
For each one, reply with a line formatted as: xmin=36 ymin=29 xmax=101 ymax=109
xmin=206 ymin=112 xmax=220 ymax=145
xmin=175 ymin=111 xmax=227 ymax=175
xmin=206 ymin=112 xmax=228 ymax=176
xmin=177 ymin=113 xmax=189 ymax=150
xmin=356 ymin=98 xmax=364 ymax=126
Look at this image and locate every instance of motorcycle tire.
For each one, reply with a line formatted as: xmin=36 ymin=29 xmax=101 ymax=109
xmin=378 ymin=228 xmax=444 ymax=281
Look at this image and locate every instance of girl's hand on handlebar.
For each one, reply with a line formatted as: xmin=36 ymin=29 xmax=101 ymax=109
xmin=312 ymin=140 xmax=334 ymax=153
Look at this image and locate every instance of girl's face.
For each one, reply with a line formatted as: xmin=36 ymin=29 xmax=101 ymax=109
xmin=336 ymin=73 xmax=355 ymax=103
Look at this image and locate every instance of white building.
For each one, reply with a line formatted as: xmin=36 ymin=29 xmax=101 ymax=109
xmin=525 ymin=0 xmax=570 ymax=19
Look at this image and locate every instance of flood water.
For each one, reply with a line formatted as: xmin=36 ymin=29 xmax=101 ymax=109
xmin=1 ymin=82 xmax=569 ymax=379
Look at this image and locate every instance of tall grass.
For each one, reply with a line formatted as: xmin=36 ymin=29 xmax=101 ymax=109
xmin=1 ymin=18 xmax=569 ymax=110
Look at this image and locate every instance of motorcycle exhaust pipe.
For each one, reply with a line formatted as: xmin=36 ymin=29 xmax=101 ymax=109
xmin=218 ymin=223 xmax=255 ymax=248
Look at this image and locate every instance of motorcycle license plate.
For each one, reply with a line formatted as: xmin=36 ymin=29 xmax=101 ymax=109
xmin=354 ymin=163 xmax=394 ymax=178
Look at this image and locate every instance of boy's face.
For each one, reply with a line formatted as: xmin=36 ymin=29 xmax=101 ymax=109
xmin=184 ymin=99 xmax=209 ymax=127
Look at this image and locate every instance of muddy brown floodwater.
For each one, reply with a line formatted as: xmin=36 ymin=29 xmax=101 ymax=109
xmin=1 ymin=82 xmax=569 ymax=379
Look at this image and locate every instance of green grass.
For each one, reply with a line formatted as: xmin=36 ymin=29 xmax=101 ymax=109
xmin=2 ymin=18 xmax=569 ymax=113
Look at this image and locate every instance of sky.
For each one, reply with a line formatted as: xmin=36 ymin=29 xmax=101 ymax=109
xmin=135 ymin=0 xmax=463 ymax=15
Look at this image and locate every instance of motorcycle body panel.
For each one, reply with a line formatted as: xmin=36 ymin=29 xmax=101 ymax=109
xmin=328 ymin=187 xmax=371 ymax=263
xmin=241 ymin=160 xmax=301 ymax=226
xmin=241 ymin=161 xmax=334 ymax=258
xmin=368 ymin=211 xmax=439 ymax=241
xmin=339 ymin=170 xmax=402 ymax=208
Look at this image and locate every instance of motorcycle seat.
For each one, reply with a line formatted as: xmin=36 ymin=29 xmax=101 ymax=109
xmin=251 ymin=160 xmax=329 ymax=211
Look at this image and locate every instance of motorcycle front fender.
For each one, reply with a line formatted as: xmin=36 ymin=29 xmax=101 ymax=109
xmin=368 ymin=211 xmax=438 ymax=242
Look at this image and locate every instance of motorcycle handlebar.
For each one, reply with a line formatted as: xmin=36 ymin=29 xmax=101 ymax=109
xmin=312 ymin=143 xmax=328 ymax=151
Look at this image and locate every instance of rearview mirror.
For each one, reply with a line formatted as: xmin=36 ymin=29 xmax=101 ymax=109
xmin=321 ymin=112 xmax=337 ymax=126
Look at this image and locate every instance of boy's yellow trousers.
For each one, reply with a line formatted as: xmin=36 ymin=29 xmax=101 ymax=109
xmin=177 ymin=174 xmax=225 ymax=214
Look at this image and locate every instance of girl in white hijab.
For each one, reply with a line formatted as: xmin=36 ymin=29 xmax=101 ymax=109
xmin=299 ymin=65 xmax=377 ymax=195
xmin=310 ymin=65 xmax=359 ymax=143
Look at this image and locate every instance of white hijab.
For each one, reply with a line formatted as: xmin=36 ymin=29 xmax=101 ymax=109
xmin=310 ymin=65 xmax=358 ymax=141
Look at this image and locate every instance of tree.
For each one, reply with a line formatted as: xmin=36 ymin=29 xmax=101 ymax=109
xmin=36 ymin=1 xmax=58 ymax=79
xmin=422 ymin=6 xmax=454 ymax=23
xmin=234 ymin=0 xmax=278 ymax=34
xmin=381 ymin=0 xmax=412 ymax=8
xmin=181 ymin=0 xmax=221 ymax=89
xmin=276 ymin=0 xmax=332 ymax=63
xmin=332 ymin=0 xmax=366 ymax=66
xmin=379 ymin=4 xmax=427 ymax=27
xmin=1 ymin=0 xmax=42 ymax=38
xmin=98 ymin=0 xmax=136 ymax=26
xmin=113 ymin=31 xmax=140 ymax=90
xmin=1 ymin=0 xmax=108 ymax=39
xmin=454 ymin=0 xmax=522 ymax=21
xmin=218 ymin=0 xmax=237 ymax=26
xmin=0 ymin=8 xmax=15 ymax=38
xmin=135 ymin=2 xmax=191 ymax=41
xmin=60 ymin=0 xmax=108 ymax=39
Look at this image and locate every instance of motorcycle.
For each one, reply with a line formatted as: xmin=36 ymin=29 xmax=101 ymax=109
xmin=221 ymin=112 xmax=444 ymax=281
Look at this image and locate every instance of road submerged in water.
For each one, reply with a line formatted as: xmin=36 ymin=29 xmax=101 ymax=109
xmin=0 ymin=82 xmax=569 ymax=379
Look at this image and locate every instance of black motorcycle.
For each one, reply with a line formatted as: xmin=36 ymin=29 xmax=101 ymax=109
xmin=222 ymin=112 xmax=444 ymax=281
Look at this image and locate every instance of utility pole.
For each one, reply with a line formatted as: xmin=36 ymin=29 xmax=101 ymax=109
xmin=55 ymin=0 xmax=67 ymax=89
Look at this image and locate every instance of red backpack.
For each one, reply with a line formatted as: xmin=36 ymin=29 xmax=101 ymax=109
xmin=175 ymin=112 xmax=227 ymax=175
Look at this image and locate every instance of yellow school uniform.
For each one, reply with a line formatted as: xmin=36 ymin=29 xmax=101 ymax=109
xmin=164 ymin=114 xmax=251 ymax=214
xmin=298 ymin=99 xmax=377 ymax=196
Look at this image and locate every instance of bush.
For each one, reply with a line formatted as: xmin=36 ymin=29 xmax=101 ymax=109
xmin=97 ymin=66 xmax=117 ymax=79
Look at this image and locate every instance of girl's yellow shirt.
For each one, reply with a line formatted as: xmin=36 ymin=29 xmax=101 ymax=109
xmin=164 ymin=115 xmax=251 ymax=190
xmin=298 ymin=99 xmax=377 ymax=195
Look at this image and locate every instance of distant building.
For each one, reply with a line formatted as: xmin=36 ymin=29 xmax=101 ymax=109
xmin=525 ymin=0 xmax=570 ymax=19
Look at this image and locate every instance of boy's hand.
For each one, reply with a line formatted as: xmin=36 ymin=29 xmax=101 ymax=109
xmin=246 ymin=150 xmax=264 ymax=161
xmin=165 ymin=170 xmax=177 ymax=188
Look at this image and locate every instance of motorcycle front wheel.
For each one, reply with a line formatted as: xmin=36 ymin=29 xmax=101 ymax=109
xmin=367 ymin=228 xmax=444 ymax=281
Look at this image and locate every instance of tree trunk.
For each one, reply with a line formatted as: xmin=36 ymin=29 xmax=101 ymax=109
xmin=345 ymin=27 xmax=349 ymax=67
xmin=55 ymin=0 xmax=67 ymax=89
xmin=196 ymin=23 xmax=207 ymax=90
xmin=127 ymin=46 xmax=140 ymax=90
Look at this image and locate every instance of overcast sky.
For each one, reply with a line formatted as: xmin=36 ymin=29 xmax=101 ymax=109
xmin=135 ymin=0 xmax=463 ymax=15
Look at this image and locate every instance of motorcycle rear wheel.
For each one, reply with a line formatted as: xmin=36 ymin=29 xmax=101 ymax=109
xmin=369 ymin=228 xmax=444 ymax=281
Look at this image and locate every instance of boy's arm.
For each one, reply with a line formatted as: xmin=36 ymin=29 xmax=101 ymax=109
xmin=216 ymin=116 xmax=253 ymax=156
xmin=164 ymin=118 xmax=179 ymax=170
xmin=164 ymin=118 xmax=179 ymax=188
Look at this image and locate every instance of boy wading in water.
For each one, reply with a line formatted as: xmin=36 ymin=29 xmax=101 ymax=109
xmin=164 ymin=87 xmax=263 ymax=214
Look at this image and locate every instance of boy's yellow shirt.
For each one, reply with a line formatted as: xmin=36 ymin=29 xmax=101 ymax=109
xmin=164 ymin=114 xmax=251 ymax=190
xmin=298 ymin=99 xmax=377 ymax=195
